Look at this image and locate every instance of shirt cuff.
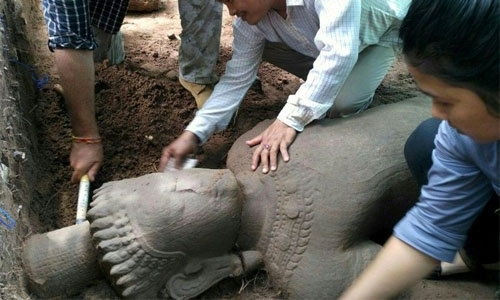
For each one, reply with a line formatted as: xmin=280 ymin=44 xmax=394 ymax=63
xmin=393 ymin=209 xmax=465 ymax=263
xmin=277 ymin=95 xmax=331 ymax=132
xmin=185 ymin=121 xmax=211 ymax=145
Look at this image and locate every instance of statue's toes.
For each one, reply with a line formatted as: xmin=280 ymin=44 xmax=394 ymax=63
xmin=92 ymin=181 xmax=130 ymax=204
xmin=88 ymin=214 xmax=115 ymax=229
xmin=92 ymin=182 xmax=116 ymax=198
xmin=88 ymin=193 xmax=127 ymax=219
xmin=105 ymin=242 xmax=184 ymax=298
xmin=88 ymin=195 xmax=113 ymax=213
xmin=122 ymin=279 xmax=151 ymax=298
xmin=97 ymin=234 xmax=135 ymax=253
xmin=115 ymin=273 xmax=138 ymax=286
xmin=111 ymin=249 xmax=145 ymax=276
xmin=93 ymin=223 xmax=132 ymax=240
xmin=103 ymin=241 xmax=142 ymax=265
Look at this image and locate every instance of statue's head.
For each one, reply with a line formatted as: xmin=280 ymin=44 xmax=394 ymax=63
xmin=87 ymin=169 xmax=245 ymax=298
xmin=22 ymin=169 xmax=246 ymax=299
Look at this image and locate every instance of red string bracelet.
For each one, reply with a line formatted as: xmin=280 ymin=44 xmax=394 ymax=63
xmin=72 ymin=135 xmax=102 ymax=144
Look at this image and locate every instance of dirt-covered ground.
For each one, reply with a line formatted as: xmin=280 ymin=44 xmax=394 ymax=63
xmin=0 ymin=0 xmax=497 ymax=299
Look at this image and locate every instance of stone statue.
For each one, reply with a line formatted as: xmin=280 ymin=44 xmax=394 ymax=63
xmin=22 ymin=97 xmax=431 ymax=299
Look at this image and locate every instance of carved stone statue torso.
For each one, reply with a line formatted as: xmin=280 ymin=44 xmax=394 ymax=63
xmin=22 ymin=98 xmax=431 ymax=299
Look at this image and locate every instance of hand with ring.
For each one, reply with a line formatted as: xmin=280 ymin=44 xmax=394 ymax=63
xmin=245 ymin=119 xmax=297 ymax=173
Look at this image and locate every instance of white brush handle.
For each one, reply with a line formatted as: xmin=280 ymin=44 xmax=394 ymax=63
xmin=76 ymin=175 xmax=90 ymax=224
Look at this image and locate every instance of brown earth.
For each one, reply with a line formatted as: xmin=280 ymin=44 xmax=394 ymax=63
xmin=0 ymin=0 xmax=497 ymax=299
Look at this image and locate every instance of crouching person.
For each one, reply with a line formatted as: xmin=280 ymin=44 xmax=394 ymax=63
xmin=340 ymin=0 xmax=499 ymax=298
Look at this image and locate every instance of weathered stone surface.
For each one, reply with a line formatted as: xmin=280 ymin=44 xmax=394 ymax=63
xmin=229 ymin=97 xmax=431 ymax=299
xmin=22 ymin=222 xmax=102 ymax=298
xmin=22 ymin=97 xmax=432 ymax=299
xmin=88 ymin=168 xmax=244 ymax=299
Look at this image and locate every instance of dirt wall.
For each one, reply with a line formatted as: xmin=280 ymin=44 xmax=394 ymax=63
xmin=0 ymin=0 xmax=43 ymax=298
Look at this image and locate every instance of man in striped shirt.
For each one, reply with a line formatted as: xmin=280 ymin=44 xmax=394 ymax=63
xmin=160 ymin=0 xmax=411 ymax=173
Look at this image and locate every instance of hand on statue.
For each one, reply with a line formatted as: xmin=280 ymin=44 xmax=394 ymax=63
xmin=70 ymin=142 xmax=103 ymax=183
xmin=159 ymin=131 xmax=199 ymax=171
xmin=246 ymin=119 xmax=297 ymax=173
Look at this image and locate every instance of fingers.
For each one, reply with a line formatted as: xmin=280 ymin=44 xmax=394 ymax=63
xmin=268 ymin=144 xmax=278 ymax=172
xmin=245 ymin=135 xmax=262 ymax=147
xmin=251 ymin=145 xmax=261 ymax=171
xmin=280 ymin=143 xmax=290 ymax=162
xmin=261 ymin=146 xmax=272 ymax=173
xmin=251 ymin=143 xmax=278 ymax=174
xmin=159 ymin=147 xmax=183 ymax=171
xmin=87 ymin=160 xmax=102 ymax=182
xmin=70 ymin=143 xmax=103 ymax=183
xmin=71 ymin=169 xmax=86 ymax=184
xmin=158 ymin=147 xmax=172 ymax=171
xmin=249 ymin=121 xmax=297 ymax=173
xmin=159 ymin=131 xmax=199 ymax=172
xmin=71 ymin=161 xmax=101 ymax=183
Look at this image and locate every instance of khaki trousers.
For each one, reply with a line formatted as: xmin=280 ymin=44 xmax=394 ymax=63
xmin=262 ymin=42 xmax=396 ymax=118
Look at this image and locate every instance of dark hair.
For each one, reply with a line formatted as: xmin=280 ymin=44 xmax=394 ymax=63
xmin=400 ymin=0 xmax=499 ymax=117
